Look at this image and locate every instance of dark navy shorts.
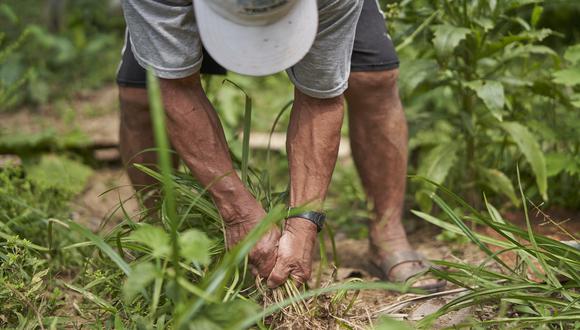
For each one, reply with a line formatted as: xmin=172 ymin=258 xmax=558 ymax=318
xmin=116 ymin=0 xmax=399 ymax=88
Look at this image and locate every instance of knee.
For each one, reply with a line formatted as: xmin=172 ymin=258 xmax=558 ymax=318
xmin=294 ymin=88 xmax=345 ymax=112
xmin=348 ymin=69 xmax=400 ymax=97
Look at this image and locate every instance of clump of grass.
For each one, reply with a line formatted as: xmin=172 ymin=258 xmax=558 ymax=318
xmin=411 ymin=172 xmax=580 ymax=329
xmin=257 ymin=273 xmax=371 ymax=329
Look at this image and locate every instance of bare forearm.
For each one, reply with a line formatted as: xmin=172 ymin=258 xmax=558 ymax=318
xmin=287 ymin=90 xmax=345 ymax=209
xmin=159 ymin=74 xmax=255 ymax=221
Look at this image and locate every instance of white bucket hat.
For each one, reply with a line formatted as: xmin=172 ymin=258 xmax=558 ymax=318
xmin=194 ymin=0 xmax=318 ymax=76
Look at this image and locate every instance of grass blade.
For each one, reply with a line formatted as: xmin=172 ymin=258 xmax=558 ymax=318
xmin=147 ymin=69 xmax=181 ymax=295
xmin=67 ymin=220 xmax=131 ymax=276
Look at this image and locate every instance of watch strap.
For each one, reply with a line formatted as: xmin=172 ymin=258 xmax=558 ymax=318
xmin=287 ymin=210 xmax=326 ymax=233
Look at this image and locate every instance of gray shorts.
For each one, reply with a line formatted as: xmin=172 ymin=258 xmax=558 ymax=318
xmin=121 ymin=0 xmax=364 ymax=99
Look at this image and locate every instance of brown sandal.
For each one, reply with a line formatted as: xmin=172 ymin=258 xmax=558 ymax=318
xmin=371 ymin=250 xmax=447 ymax=293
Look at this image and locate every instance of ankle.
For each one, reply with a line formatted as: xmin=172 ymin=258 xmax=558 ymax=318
xmin=369 ymin=235 xmax=412 ymax=259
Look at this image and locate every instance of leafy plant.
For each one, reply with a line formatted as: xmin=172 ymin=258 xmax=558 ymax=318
xmin=391 ymin=0 xmax=579 ymax=209
xmin=0 ymin=1 xmax=124 ymax=109
xmin=0 ymin=4 xmax=33 ymax=109
xmin=412 ymin=175 xmax=579 ymax=329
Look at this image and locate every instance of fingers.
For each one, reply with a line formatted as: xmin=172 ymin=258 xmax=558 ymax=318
xmin=267 ymin=259 xmax=291 ymax=288
xmin=251 ymin=228 xmax=280 ymax=278
xmin=289 ymin=267 xmax=310 ymax=285
xmin=249 ymin=264 xmax=258 ymax=277
xmin=254 ymin=254 xmax=277 ymax=278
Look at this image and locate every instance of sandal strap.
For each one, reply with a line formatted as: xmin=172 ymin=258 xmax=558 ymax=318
xmin=381 ymin=250 xmax=431 ymax=281
xmin=287 ymin=210 xmax=325 ymax=233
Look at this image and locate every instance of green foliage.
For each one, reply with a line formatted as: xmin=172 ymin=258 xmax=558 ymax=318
xmin=391 ymin=0 xmax=580 ymax=209
xmin=1 ymin=1 xmax=579 ymax=328
xmin=0 ymin=157 xmax=91 ymax=242
xmin=499 ymin=122 xmax=547 ymax=200
xmin=431 ymin=24 xmax=471 ymax=57
xmin=25 ymin=154 xmax=92 ymax=197
xmin=0 ymin=238 xmax=61 ymax=328
xmin=0 ymin=1 xmax=124 ymax=109
xmin=412 ymin=177 xmax=580 ymax=329
xmin=464 ymin=79 xmax=505 ymax=120
xmin=0 ymin=24 xmax=33 ymax=108
xmin=0 ymin=128 xmax=91 ymax=155
xmin=0 ymin=157 xmax=92 ymax=328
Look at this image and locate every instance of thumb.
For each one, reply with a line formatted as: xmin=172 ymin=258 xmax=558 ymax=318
xmin=267 ymin=260 xmax=290 ymax=288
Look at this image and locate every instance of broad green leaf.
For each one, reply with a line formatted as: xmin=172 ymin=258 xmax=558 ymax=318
xmin=130 ymin=224 xmax=170 ymax=258
xmin=571 ymin=93 xmax=580 ymax=108
xmin=0 ymin=4 xmax=18 ymax=23
xmin=505 ymin=0 xmax=543 ymax=10
xmin=501 ymin=44 xmax=558 ymax=62
xmin=431 ymin=24 xmax=471 ymax=57
xmin=545 ymin=153 xmax=578 ymax=177
xmin=479 ymin=167 xmax=519 ymax=206
xmin=499 ymin=76 xmax=533 ymax=88
xmin=500 ymin=122 xmax=547 ymax=200
xmin=511 ymin=16 xmax=531 ymax=31
xmin=553 ymin=68 xmax=580 ymax=86
xmin=415 ymin=143 xmax=459 ymax=211
xmin=545 ymin=153 xmax=569 ymax=177
xmin=465 ymin=80 xmax=505 ymax=121
xmin=415 ymin=189 xmax=433 ymax=213
xmin=417 ymin=143 xmax=460 ymax=186
xmin=484 ymin=29 xmax=553 ymax=57
xmin=179 ymin=229 xmax=212 ymax=265
xmin=207 ymin=299 xmax=259 ymax=329
xmin=474 ymin=17 xmax=494 ymax=31
xmin=564 ymin=44 xmax=580 ymax=65
xmin=409 ymin=129 xmax=451 ymax=150
xmin=194 ymin=299 xmax=261 ymax=330
xmin=399 ymin=59 xmax=438 ymax=92
xmin=530 ymin=5 xmax=543 ymax=28
xmin=123 ymin=262 xmax=157 ymax=302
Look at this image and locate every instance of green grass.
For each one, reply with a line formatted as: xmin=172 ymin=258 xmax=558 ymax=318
xmin=412 ymin=175 xmax=580 ymax=329
xmin=0 ymin=72 xmax=578 ymax=329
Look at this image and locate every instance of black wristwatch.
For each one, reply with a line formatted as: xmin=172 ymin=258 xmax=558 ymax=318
xmin=287 ymin=209 xmax=326 ymax=233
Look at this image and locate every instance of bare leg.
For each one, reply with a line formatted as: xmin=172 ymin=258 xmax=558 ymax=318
xmin=159 ymin=74 xmax=280 ymax=277
xmin=345 ymin=70 xmax=423 ymax=281
xmin=119 ymin=86 xmax=177 ymax=209
xmin=267 ymin=89 xmax=344 ymax=287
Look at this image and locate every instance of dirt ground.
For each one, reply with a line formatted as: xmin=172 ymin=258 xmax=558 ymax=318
xmin=2 ymin=85 xmax=578 ymax=329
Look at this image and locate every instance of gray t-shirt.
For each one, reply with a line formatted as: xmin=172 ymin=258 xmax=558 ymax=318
xmin=121 ymin=0 xmax=363 ymax=99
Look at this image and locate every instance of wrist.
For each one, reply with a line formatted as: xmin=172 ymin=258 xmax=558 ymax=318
xmin=286 ymin=209 xmax=326 ymax=233
xmin=285 ymin=217 xmax=318 ymax=235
